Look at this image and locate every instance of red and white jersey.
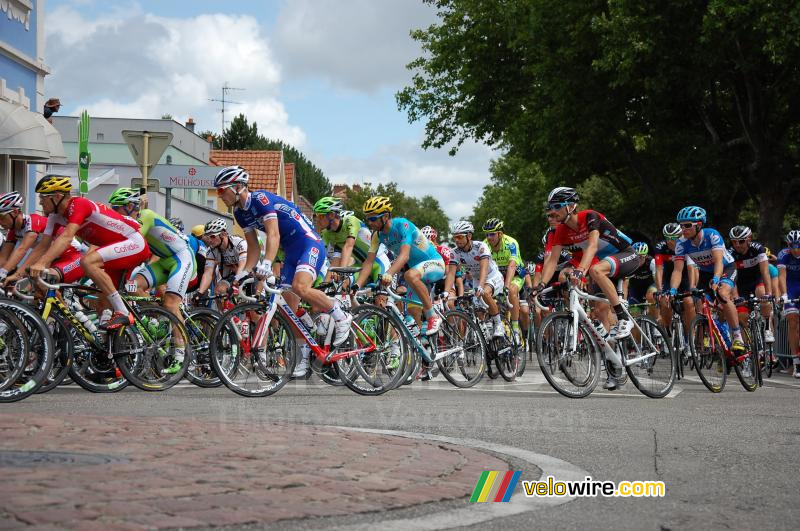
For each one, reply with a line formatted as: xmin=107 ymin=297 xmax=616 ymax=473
xmin=44 ymin=197 xmax=141 ymax=247
xmin=5 ymin=213 xmax=47 ymax=244
xmin=435 ymin=243 xmax=453 ymax=267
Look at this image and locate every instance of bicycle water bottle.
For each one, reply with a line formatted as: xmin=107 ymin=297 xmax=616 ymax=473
xmin=404 ymin=315 xmax=420 ymax=338
xmin=715 ymin=318 xmax=732 ymax=348
xmin=74 ymin=309 xmax=98 ymax=335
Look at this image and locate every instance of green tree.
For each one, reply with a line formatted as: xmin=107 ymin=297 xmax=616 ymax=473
xmin=343 ymin=182 xmax=450 ymax=238
xmin=399 ymin=0 xmax=800 ymax=248
xmin=222 ymin=113 xmax=259 ymax=150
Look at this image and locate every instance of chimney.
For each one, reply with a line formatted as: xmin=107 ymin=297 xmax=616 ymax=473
xmin=185 ymin=118 xmax=196 ymax=133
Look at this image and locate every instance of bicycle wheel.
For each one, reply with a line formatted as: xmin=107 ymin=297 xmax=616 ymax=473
xmin=0 ymin=308 xmax=28 ymax=393
xmin=436 ymin=309 xmax=485 ymax=388
xmin=37 ymin=312 xmax=74 ymax=393
xmin=341 ymin=304 xmax=408 ymax=395
xmin=68 ymin=329 xmax=129 ymax=393
xmin=516 ymin=325 xmax=527 ymax=377
xmin=536 ymin=312 xmax=600 ymax=398
xmin=688 ymin=315 xmax=726 ymax=393
xmin=622 ymin=316 xmax=676 ymax=398
xmin=495 ymin=318 xmax=520 ymax=382
xmin=184 ymin=308 xmax=223 ymax=388
xmin=210 ymin=302 xmax=295 ymax=397
xmin=0 ymin=300 xmax=53 ymax=402
xmin=113 ymin=306 xmax=192 ymax=391
xmin=735 ymin=324 xmax=759 ymax=392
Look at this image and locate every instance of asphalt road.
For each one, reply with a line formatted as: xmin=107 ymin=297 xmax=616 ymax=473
xmin=6 ymin=367 xmax=800 ymax=530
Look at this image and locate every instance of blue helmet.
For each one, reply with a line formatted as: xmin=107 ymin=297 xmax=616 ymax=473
xmin=676 ymin=206 xmax=706 ymax=224
xmin=632 ymin=242 xmax=649 ymax=256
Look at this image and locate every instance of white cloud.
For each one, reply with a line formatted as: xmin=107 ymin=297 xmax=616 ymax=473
xmin=44 ymin=6 xmax=303 ymax=143
xmin=320 ymin=139 xmax=497 ymax=221
xmin=273 ymin=0 xmax=437 ymax=92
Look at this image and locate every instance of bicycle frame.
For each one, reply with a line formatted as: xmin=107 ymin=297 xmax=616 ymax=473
xmin=697 ymin=292 xmax=748 ymax=365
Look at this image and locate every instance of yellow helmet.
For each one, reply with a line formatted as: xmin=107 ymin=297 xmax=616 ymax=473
xmin=363 ymin=196 xmax=393 ymax=216
xmin=191 ymin=224 xmax=205 ymax=237
xmin=35 ymin=174 xmax=72 ymax=194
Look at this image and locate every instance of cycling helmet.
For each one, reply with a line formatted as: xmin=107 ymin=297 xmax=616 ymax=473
xmin=191 ymin=224 xmax=205 ymax=237
xmin=204 ymin=218 xmax=228 ymax=235
xmin=451 ymin=220 xmax=474 ymax=235
xmin=542 ymin=228 xmax=554 ymax=246
xmin=786 ymin=230 xmax=800 ymax=245
xmin=108 ymin=187 xmax=141 ymax=206
xmin=363 ymin=196 xmax=393 ymax=215
xmin=676 ymin=206 xmax=706 ymax=224
xmin=632 ymin=242 xmax=649 ymax=256
xmin=35 ymin=174 xmax=72 ymax=194
xmin=0 ymin=191 xmax=24 ymax=214
xmin=213 ymin=165 xmax=249 ymax=188
xmin=340 ymin=210 xmax=354 ymax=219
xmin=546 ymin=186 xmax=579 ymax=206
xmin=169 ymin=217 xmax=185 ymax=232
xmin=421 ymin=226 xmax=438 ymax=241
xmin=662 ymin=222 xmax=682 ymax=238
xmin=729 ymin=225 xmax=752 ymax=240
xmin=482 ymin=218 xmax=504 ymax=232
xmin=313 ymin=196 xmax=343 ymax=214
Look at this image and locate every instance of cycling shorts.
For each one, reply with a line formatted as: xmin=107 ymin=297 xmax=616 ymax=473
xmin=52 ymin=247 xmax=84 ymax=284
xmin=95 ymin=232 xmax=150 ymax=289
xmin=405 ymin=258 xmax=446 ymax=306
xmin=137 ymin=247 xmax=196 ymax=297
xmin=601 ymin=249 xmax=639 ymax=280
xmin=628 ymin=278 xmax=656 ymax=304
xmin=698 ymin=265 xmax=737 ymax=290
xmin=280 ymin=239 xmax=328 ymax=285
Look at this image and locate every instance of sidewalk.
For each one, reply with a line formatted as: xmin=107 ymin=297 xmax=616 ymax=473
xmin=0 ymin=413 xmax=507 ymax=529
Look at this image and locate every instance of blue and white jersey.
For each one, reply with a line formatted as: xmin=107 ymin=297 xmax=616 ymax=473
xmin=778 ymin=248 xmax=800 ymax=292
xmin=234 ymin=190 xmax=321 ymax=249
xmin=674 ymin=228 xmax=734 ymax=273
xmin=368 ymin=217 xmax=442 ymax=267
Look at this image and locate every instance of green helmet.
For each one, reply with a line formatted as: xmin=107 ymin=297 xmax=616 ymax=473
xmin=313 ymin=196 xmax=343 ymax=214
xmin=108 ymin=187 xmax=141 ymax=206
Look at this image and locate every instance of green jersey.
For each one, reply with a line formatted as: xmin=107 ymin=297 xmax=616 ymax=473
xmin=136 ymin=209 xmax=191 ymax=258
xmin=322 ymin=215 xmax=372 ymax=264
xmin=484 ymin=234 xmax=523 ymax=276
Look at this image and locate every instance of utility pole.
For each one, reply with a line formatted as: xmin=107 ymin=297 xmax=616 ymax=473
xmin=209 ymin=82 xmax=245 ymax=149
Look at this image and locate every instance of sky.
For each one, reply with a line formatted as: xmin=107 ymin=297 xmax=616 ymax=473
xmin=43 ymin=0 xmax=497 ymax=220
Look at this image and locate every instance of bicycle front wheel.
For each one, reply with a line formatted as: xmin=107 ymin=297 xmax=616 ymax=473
xmin=622 ymin=316 xmax=675 ymax=398
xmin=436 ymin=310 xmax=485 ymax=388
xmin=0 ymin=300 xmax=53 ymax=403
xmin=735 ymin=324 xmax=759 ymax=392
xmin=536 ymin=312 xmax=600 ymax=398
xmin=689 ymin=315 xmax=726 ymax=393
xmin=184 ymin=308 xmax=223 ymax=388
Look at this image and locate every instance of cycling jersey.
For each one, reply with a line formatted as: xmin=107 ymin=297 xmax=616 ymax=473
xmin=778 ymin=249 xmax=800 ymax=297
xmin=234 ymin=190 xmax=320 ymax=247
xmin=547 ymin=210 xmax=632 ymax=260
xmin=628 ymin=255 xmax=655 ymax=282
xmin=44 ymin=197 xmax=141 ymax=247
xmin=450 ymin=241 xmax=504 ymax=293
xmin=136 ymin=209 xmax=191 ymax=259
xmin=729 ymin=241 xmax=768 ymax=287
xmin=485 ymin=234 xmax=523 ymax=276
xmin=533 ymin=248 xmax=572 ymax=273
xmin=434 ymin=243 xmax=454 ymax=267
xmin=5 ymin=213 xmax=47 ymax=244
xmin=207 ymin=235 xmax=247 ymax=275
xmin=369 ymin=217 xmax=441 ymax=267
xmin=674 ymin=228 xmax=734 ymax=273
xmin=322 ymin=215 xmax=372 ymax=262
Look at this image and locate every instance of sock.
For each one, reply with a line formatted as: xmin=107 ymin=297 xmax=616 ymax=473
xmin=492 ymin=314 xmax=501 ymax=324
xmin=329 ymin=304 xmax=346 ymax=321
xmin=299 ymin=344 xmax=310 ymax=362
xmin=108 ymin=291 xmax=127 ymax=314
xmin=512 ymin=320 xmax=520 ymax=330
xmin=424 ymin=308 xmax=435 ymax=319
xmin=613 ymin=304 xmax=626 ymax=321
xmin=732 ymin=326 xmax=743 ymax=341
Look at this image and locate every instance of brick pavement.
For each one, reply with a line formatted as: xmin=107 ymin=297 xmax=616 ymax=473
xmin=0 ymin=414 xmax=508 ymax=529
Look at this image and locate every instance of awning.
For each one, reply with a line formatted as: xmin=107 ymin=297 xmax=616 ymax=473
xmin=0 ymin=99 xmax=65 ymax=162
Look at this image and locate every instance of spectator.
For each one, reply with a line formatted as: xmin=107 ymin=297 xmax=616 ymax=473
xmin=43 ymin=98 xmax=61 ymax=123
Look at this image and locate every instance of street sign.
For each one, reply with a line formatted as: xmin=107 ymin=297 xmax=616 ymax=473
xmin=78 ymin=111 xmax=91 ymax=196
xmin=130 ymin=178 xmax=160 ymax=192
xmin=122 ymin=130 xmax=173 ymax=168
xmin=149 ymin=164 xmax=219 ymax=189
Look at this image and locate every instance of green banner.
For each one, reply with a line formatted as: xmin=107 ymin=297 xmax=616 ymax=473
xmin=78 ymin=110 xmax=91 ymax=196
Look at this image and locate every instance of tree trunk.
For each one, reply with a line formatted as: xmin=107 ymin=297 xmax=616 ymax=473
xmin=757 ymin=180 xmax=789 ymax=250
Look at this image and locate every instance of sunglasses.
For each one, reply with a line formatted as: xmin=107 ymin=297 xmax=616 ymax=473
xmin=731 ymin=239 xmax=748 ymax=244
xmin=485 ymin=231 xmax=500 ymax=237
xmin=679 ymin=222 xmax=696 ymax=229
xmin=545 ymin=201 xmax=571 ymax=211
xmin=790 ymin=243 xmax=800 ymax=249
xmin=665 ymin=236 xmax=678 ymax=241
xmin=216 ymin=186 xmax=234 ymax=195
xmin=366 ymin=214 xmax=384 ymax=223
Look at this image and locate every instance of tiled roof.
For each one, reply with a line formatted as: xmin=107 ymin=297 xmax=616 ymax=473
xmin=284 ymin=163 xmax=295 ymax=200
xmin=210 ymin=150 xmax=294 ymax=199
xmin=296 ymin=194 xmax=314 ymax=220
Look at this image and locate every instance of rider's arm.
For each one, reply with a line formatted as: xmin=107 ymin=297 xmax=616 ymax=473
xmin=443 ymin=263 xmax=457 ymax=293
xmin=539 ymin=246 xmax=562 ymax=286
xmin=243 ymin=230 xmax=260 ymax=272
xmin=654 ymin=263 xmax=664 ymax=292
xmin=779 ymin=267 xmax=787 ymax=298
xmin=711 ymin=248 xmax=724 ymax=283
xmin=338 ymin=237 xmax=357 ymax=269
xmin=0 ymin=241 xmax=13 ymax=269
xmin=478 ymin=256 xmax=489 ymax=287
xmin=255 ymin=216 xmax=280 ymax=268
xmin=354 ymin=232 xmax=380 ymax=289
xmin=669 ymin=259 xmax=685 ymax=290
xmin=504 ymin=258 xmax=516 ymax=288
xmin=759 ymin=260 xmax=772 ymax=296
xmin=1 ymin=231 xmax=39 ymax=273
xmin=31 ymin=223 xmax=80 ymax=273
xmin=386 ymin=244 xmax=410 ymax=275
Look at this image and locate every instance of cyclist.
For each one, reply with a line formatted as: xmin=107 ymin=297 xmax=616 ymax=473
xmin=27 ymin=175 xmax=150 ymax=329
xmin=445 ymin=220 xmax=506 ymax=337
xmin=536 ymin=187 xmax=637 ymax=340
xmin=777 ymin=230 xmax=800 ymax=378
xmin=421 ymin=225 xmax=456 ymax=308
xmin=483 ymin=218 xmax=526 ymax=342
xmin=108 ymin=187 xmax=194 ymax=372
xmin=623 ymin=242 xmax=657 ymax=320
xmin=352 ymin=196 xmax=445 ymax=335
xmin=215 ymin=165 xmax=351 ymax=379
xmin=728 ymin=225 xmax=774 ymax=343
xmin=654 ymin=222 xmax=697 ymax=335
xmin=669 ymin=206 xmax=744 ymax=353
xmin=196 ymin=217 xmax=247 ymax=302
xmin=169 ymin=217 xmax=185 ymax=234
xmin=312 ymin=196 xmax=390 ymax=284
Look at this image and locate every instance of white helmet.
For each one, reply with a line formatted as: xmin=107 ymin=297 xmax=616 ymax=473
xmin=729 ymin=225 xmax=752 ymax=240
xmin=663 ymin=222 xmax=682 ymax=238
xmin=0 ymin=191 xmax=24 ymax=214
xmin=214 ymin=165 xmax=249 ymax=188
xmin=204 ymin=218 xmax=228 ymax=235
xmin=451 ymin=220 xmax=474 ymax=235
xmin=421 ymin=225 xmax=436 ymax=241
xmin=787 ymin=230 xmax=800 ymax=245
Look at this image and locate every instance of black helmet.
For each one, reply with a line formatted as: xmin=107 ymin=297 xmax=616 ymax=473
xmin=546 ymin=186 xmax=579 ymax=208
